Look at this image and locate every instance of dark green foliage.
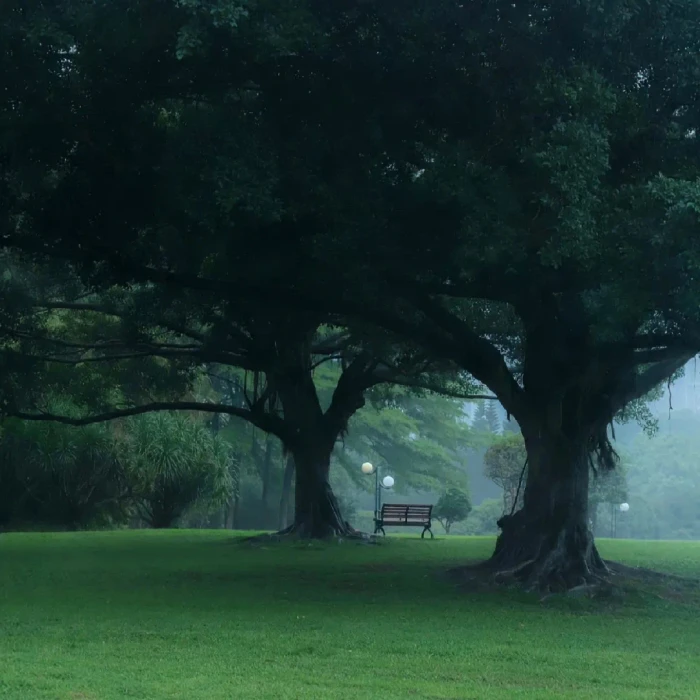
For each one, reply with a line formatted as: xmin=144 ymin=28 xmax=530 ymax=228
xmin=4 ymin=1 xmax=700 ymax=431
xmin=0 ymin=407 xmax=234 ymax=531
xmin=4 ymin=0 xmax=700 ymax=573
xmin=433 ymin=487 xmax=472 ymax=534
xmin=0 ymin=417 xmax=130 ymax=530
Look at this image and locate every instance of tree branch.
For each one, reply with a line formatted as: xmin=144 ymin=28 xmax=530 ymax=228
xmin=401 ymin=293 xmax=527 ymax=420
xmin=36 ymin=301 xmax=210 ymax=344
xmin=36 ymin=259 xmax=522 ymax=420
xmin=631 ymin=345 xmax=697 ymax=365
xmin=370 ymin=370 xmax=498 ymax=401
xmin=612 ymin=351 xmax=697 ymax=414
xmin=8 ymin=401 xmax=292 ymax=441
xmin=323 ymin=354 xmax=379 ymax=439
xmin=4 ymin=345 xmax=260 ymax=370
xmin=311 ymin=331 xmax=352 ymax=354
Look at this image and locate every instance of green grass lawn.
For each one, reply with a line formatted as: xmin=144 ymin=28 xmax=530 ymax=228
xmin=1 ymin=532 xmax=700 ymax=700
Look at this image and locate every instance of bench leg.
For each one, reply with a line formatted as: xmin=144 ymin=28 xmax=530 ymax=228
xmin=421 ymin=527 xmax=434 ymax=539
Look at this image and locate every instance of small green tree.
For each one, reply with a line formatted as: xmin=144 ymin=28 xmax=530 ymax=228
xmin=471 ymin=404 xmax=490 ymax=433
xmin=116 ymin=413 xmax=235 ymax=529
xmin=484 ymin=435 xmax=528 ymax=514
xmin=434 ymin=488 xmax=472 ymax=534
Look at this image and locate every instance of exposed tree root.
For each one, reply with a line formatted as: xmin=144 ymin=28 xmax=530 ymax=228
xmin=479 ymin=511 xmax=610 ymax=593
xmin=451 ymin=554 xmax=700 ymax=606
xmin=241 ymin=474 xmax=379 ymax=544
xmin=240 ymin=519 xmax=377 ymax=545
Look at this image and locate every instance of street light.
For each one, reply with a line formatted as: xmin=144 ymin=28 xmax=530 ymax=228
xmin=612 ymin=502 xmax=630 ymax=538
xmin=361 ymin=462 xmax=395 ymax=527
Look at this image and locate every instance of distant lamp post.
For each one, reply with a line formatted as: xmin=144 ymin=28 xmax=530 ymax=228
xmin=361 ymin=462 xmax=395 ymax=527
xmin=612 ymin=502 xmax=630 ymax=538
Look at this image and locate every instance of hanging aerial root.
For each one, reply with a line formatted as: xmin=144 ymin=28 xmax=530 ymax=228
xmin=492 ymin=557 xmax=539 ymax=584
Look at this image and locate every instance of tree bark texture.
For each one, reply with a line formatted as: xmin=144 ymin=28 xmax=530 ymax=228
xmin=488 ymin=430 xmax=607 ymax=591
xmin=282 ymin=443 xmax=355 ymax=538
xmin=272 ymin=346 xmax=364 ymax=539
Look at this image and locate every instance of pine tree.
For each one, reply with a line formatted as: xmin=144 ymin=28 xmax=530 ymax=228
xmin=471 ymin=403 xmax=490 ymax=432
xmin=485 ymin=401 xmax=501 ymax=434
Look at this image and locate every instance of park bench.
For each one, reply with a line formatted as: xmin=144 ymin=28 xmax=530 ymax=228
xmin=374 ymin=503 xmax=434 ymax=539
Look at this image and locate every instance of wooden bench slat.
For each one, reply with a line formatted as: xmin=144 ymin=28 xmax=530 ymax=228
xmin=375 ymin=503 xmax=434 ymax=539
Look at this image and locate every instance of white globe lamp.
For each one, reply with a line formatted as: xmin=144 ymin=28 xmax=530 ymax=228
xmin=361 ymin=462 xmax=374 ymax=475
xmin=382 ymin=475 xmax=395 ymax=489
xmin=619 ymin=502 xmax=630 ymax=512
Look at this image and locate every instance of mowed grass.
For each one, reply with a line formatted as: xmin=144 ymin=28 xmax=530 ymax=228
xmin=1 ymin=532 xmax=700 ymax=700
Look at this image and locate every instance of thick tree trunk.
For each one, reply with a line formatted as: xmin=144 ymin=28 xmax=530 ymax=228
xmin=281 ymin=444 xmax=355 ymax=539
xmin=488 ymin=431 xmax=607 ymax=591
xmin=270 ymin=339 xmax=371 ymax=540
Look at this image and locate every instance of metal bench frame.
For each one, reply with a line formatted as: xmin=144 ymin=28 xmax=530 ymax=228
xmin=374 ymin=503 xmax=434 ymax=539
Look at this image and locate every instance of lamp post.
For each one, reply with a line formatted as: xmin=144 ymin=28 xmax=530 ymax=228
xmin=612 ymin=501 xmax=630 ymax=538
xmin=361 ymin=462 xmax=395 ymax=527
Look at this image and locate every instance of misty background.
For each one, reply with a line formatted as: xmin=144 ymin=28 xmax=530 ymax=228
xmin=180 ymin=360 xmax=700 ymax=541
xmin=343 ymin=359 xmax=700 ymax=540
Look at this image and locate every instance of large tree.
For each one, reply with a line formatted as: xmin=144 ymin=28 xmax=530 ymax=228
xmin=232 ymin=1 xmax=700 ymax=587
xmin=5 ymin=0 xmax=700 ymax=584
xmin=339 ymin=1 xmax=700 ymax=589
xmin=4 ymin=0 xmax=489 ymax=539
xmin=7 ymin=277 xmax=479 ymax=538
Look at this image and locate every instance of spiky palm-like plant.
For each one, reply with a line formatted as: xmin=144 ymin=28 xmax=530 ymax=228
xmin=0 ymin=409 xmax=130 ymax=530
xmin=116 ymin=412 xmax=235 ymax=528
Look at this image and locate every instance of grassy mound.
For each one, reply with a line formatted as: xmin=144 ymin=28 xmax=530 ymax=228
xmin=1 ymin=531 xmax=699 ymax=699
